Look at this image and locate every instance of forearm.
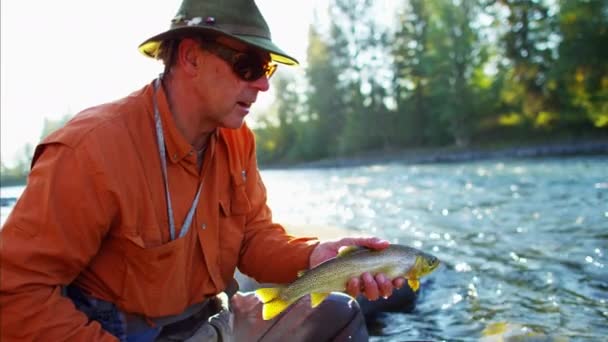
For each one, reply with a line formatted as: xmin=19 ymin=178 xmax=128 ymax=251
xmin=238 ymin=207 xmax=319 ymax=283
xmin=237 ymin=128 xmax=320 ymax=283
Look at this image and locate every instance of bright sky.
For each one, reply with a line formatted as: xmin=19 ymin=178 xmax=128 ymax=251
xmin=1 ymin=0 xmax=319 ymax=167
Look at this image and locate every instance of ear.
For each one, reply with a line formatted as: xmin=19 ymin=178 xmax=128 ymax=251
xmin=176 ymin=38 xmax=201 ymax=76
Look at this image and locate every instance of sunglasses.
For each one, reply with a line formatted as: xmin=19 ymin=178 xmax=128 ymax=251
xmin=200 ymin=40 xmax=278 ymax=82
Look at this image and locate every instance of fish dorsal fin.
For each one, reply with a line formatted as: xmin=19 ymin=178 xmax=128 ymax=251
xmin=337 ymin=246 xmax=364 ymax=257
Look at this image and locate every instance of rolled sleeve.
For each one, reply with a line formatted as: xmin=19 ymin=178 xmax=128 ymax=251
xmin=236 ymin=133 xmax=319 ymax=284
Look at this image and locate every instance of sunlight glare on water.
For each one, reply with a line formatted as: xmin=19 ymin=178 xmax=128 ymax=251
xmin=260 ymin=157 xmax=608 ymax=341
xmin=2 ymin=157 xmax=607 ymax=341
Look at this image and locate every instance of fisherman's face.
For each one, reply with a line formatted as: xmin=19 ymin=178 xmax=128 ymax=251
xmin=193 ymin=37 xmax=272 ymax=129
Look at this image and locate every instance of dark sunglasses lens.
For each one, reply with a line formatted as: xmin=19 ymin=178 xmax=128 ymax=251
xmin=232 ymin=54 xmax=269 ymax=81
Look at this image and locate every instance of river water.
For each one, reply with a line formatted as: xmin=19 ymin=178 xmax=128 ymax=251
xmin=2 ymin=156 xmax=607 ymax=341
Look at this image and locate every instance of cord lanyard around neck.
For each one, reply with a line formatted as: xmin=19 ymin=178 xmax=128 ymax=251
xmin=153 ymin=78 xmax=203 ymax=241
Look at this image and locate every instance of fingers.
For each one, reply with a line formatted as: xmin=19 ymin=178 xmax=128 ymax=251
xmin=313 ymin=237 xmax=391 ymax=268
xmin=375 ymin=274 xmax=393 ymax=298
xmin=346 ymin=277 xmax=361 ymax=298
xmin=350 ymin=273 xmax=403 ymax=301
xmin=335 ymin=237 xmax=390 ymax=251
xmin=362 ymin=272 xmax=380 ymax=300
xmin=230 ymin=292 xmax=260 ymax=313
xmin=393 ymin=277 xmax=406 ymax=289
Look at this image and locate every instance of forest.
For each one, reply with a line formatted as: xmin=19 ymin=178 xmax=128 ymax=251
xmin=2 ymin=0 xmax=607 ymax=185
xmin=253 ymin=0 xmax=607 ymax=165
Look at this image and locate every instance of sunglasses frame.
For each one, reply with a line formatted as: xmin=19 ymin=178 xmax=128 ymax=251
xmin=199 ymin=39 xmax=277 ymax=81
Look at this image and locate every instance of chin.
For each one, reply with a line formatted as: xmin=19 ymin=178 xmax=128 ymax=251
xmin=222 ymin=119 xmax=246 ymax=130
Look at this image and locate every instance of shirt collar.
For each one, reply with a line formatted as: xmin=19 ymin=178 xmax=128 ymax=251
xmin=151 ymin=79 xmax=219 ymax=164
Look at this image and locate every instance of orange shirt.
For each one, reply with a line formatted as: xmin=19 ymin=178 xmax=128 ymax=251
xmin=0 ymin=80 xmax=319 ymax=341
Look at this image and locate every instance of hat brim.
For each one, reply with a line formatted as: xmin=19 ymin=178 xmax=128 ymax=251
xmin=138 ymin=26 xmax=298 ymax=66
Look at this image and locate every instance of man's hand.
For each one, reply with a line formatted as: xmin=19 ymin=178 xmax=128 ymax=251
xmin=309 ymin=237 xmax=406 ymax=301
xmin=184 ymin=292 xmax=234 ymax=342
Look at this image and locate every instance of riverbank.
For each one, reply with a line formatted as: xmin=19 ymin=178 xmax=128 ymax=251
xmin=283 ymin=138 xmax=608 ymax=169
xmin=2 ymin=139 xmax=607 ymax=187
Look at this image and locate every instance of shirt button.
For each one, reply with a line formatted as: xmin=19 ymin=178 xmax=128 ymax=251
xmin=201 ymin=223 xmax=207 ymax=230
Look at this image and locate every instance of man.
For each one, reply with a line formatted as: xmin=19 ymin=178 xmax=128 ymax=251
xmin=0 ymin=0 xmax=405 ymax=340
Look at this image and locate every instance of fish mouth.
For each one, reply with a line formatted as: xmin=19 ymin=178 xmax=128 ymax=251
xmin=429 ymin=256 xmax=440 ymax=269
xmin=415 ymin=255 xmax=441 ymax=276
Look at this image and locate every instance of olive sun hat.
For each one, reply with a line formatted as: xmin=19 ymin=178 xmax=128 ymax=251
xmin=138 ymin=0 xmax=298 ymax=65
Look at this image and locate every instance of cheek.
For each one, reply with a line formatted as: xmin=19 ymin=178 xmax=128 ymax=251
xmin=201 ymin=66 xmax=245 ymax=112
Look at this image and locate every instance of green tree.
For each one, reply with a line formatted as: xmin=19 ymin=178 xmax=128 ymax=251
xmin=329 ymin=0 xmax=394 ymax=154
xmin=392 ymin=0 xmax=433 ymax=145
xmin=495 ymin=0 xmax=558 ymax=129
xmin=0 ymin=144 xmax=33 ymax=186
xmin=0 ymin=114 xmax=72 ymax=185
xmin=427 ymin=0 xmax=491 ymax=146
xmin=40 ymin=114 xmax=72 ymax=140
xmin=255 ymin=72 xmax=306 ymax=164
xmin=554 ymin=0 xmax=608 ymax=129
xmin=305 ymin=23 xmax=345 ymax=159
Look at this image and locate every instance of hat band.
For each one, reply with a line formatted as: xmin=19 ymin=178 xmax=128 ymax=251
xmin=172 ymin=22 xmax=270 ymax=39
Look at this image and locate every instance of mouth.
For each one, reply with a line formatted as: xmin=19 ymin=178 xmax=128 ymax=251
xmin=237 ymin=101 xmax=253 ymax=109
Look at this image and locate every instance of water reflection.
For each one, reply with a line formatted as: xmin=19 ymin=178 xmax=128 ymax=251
xmin=2 ymin=157 xmax=607 ymax=340
xmin=261 ymin=157 xmax=607 ymax=341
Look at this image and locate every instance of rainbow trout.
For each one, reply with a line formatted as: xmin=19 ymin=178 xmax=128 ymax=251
xmin=255 ymin=244 xmax=440 ymax=320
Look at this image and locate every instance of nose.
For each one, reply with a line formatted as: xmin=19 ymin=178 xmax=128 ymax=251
xmin=250 ymin=75 xmax=270 ymax=92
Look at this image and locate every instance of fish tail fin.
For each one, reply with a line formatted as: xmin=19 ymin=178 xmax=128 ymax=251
xmin=255 ymin=287 xmax=282 ymax=303
xmin=261 ymin=297 xmax=292 ymax=320
xmin=255 ymin=287 xmax=293 ymax=320
xmin=310 ymin=292 xmax=331 ymax=308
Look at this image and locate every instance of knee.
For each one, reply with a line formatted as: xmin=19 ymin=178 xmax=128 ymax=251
xmin=255 ymin=293 xmax=369 ymax=342
xmin=320 ymin=292 xmax=363 ymax=318
xmin=316 ymin=293 xmax=368 ymax=341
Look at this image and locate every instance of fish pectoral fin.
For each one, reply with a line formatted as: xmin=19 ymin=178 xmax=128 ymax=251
xmin=310 ymin=293 xmax=330 ymax=308
xmin=262 ymin=297 xmax=292 ymax=321
xmin=407 ymin=279 xmax=420 ymax=291
xmin=337 ymin=246 xmax=364 ymax=257
xmin=255 ymin=288 xmax=282 ymax=304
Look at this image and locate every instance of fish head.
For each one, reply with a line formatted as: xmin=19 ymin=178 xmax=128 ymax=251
xmin=414 ymin=252 xmax=440 ymax=277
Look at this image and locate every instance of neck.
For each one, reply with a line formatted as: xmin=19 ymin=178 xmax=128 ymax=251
xmin=162 ymin=74 xmax=213 ymax=151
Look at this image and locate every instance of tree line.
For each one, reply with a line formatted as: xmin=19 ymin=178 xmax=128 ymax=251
xmin=254 ymin=0 xmax=607 ymax=165
xmin=2 ymin=0 xmax=606 ymax=186
xmin=1 ymin=116 xmax=70 ymax=186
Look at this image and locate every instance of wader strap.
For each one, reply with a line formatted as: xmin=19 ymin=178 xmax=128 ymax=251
xmin=125 ymin=299 xmax=212 ymax=334
xmin=127 ymin=277 xmax=238 ymax=334
xmin=64 ymin=279 xmax=240 ymax=338
xmin=153 ymin=77 xmax=203 ymax=241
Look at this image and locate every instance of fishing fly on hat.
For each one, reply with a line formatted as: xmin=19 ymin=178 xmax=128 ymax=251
xmin=138 ymin=0 xmax=299 ymax=66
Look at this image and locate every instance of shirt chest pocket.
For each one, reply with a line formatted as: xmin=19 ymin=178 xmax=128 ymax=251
xmin=218 ymin=171 xmax=250 ymax=278
xmin=219 ymin=171 xmax=251 ymax=217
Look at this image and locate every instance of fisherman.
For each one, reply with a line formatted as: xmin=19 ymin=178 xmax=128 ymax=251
xmin=0 ymin=0 xmax=406 ymax=341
